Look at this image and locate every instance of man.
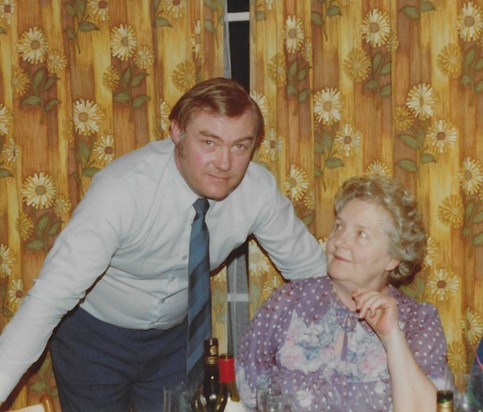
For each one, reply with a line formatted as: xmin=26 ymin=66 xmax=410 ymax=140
xmin=0 ymin=78 xmax=326 ymax=411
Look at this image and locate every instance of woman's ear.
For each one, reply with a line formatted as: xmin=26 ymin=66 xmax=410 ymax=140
xmin=385 ymin=258 xmax=400 ymax=272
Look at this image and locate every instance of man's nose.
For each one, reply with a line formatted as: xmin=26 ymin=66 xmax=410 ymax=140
xmin=214 ymin=148 xmax=231 ymax=171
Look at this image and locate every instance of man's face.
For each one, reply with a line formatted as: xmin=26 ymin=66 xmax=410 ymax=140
xmin=171 ymin=110 xmax=256 ymax=201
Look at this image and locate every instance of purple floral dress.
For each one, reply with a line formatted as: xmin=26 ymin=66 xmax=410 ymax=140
xmin=236 ymin=276 xmax=450 ymax=412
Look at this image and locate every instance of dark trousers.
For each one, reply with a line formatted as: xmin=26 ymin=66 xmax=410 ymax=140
xmin=50 ymin=307 xmax=187 ymax=412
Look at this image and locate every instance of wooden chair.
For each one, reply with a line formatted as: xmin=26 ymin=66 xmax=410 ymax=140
xmin=8 ymin=394 xmax=55 ymax=412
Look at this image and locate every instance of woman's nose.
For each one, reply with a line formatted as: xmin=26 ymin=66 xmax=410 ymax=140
xmin=333 ymin=231 xmax=349 ymax=248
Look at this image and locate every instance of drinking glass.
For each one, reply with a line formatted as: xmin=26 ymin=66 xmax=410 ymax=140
xmin=266 ymin=394 xmax=294 ymax=412
xmin=162 ymin=383 xmax=191 ymax=412
xmin=256 ymin=385 xmax=294 ymax=412
xmin=454 ymin=372 xmax=483 ymax=412
xmin=256 ymin=385 xmax=281 ymax=412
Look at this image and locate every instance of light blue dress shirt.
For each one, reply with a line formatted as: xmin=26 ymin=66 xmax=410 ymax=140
xmin=0 ymin=138 xmax=326 ymax=401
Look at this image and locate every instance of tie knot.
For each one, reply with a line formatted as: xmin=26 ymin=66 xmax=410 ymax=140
xmin=193 ymin=198 xmax=209 ymax=217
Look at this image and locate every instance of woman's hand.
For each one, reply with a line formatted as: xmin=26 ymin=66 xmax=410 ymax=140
xmin=352 ymin=288 xmax=400 ymax=341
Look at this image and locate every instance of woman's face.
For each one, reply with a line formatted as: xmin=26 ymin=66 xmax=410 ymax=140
xmin=326 ymin=198 xmax=400 ymax=292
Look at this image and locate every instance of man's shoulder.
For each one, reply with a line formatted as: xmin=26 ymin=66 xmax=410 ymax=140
xmin=96 ymin=139 xmax=174 ymax=180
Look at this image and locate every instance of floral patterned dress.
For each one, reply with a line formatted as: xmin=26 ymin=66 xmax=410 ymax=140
xmin=236 ymin=276 xmax=451 ymax=412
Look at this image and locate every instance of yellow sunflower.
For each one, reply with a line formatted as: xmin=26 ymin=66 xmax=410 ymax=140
xmin=422 ymin=236 xmax=438 ymax=269
xmin=437 ymin=44 xmax=463 ymax=78
xmin=62 ymin=120 xmax=75 ymax=144
xmin=248 ymin=241 xmax=270 ymax=277
xmin=447 ymin=341 xmax=468 ymax=374
xmin=11 ymin=66 xmax=29 ymax=97
xmin=93 ymin=134 xmax=115 ymax=165
xmin=0 ymin=137 xmax=19 ymax=165
xmin=284 ymin=15 xmax=305 ymax=54
xmin=426 ymin=120 xmax=458 ymax=154
xmin=103 ymin=66 xmax=121 ymax=91
xmin=16 ymin=26 xmax=48 ymax=64
xmin=0 ymin=0 xmax=15 ymax=25
xmin=283 ymin=164 xmax=309 ymax=202
xmin=460 ymin=308 xmax=483 ymax=345
xmin=456 ymin=2 xmax=483 ymax=42
xmin=426 ymin=268 xmax=460 ymax=302
xmin=360 ymin=8 xmax=391 ymax=47
xmin=134 ymin=45 xmax=155 ymax=70
xmin=334 ymin=123 xmax=361 ymax=158
xmin=268 ymin=53 xmax=287 ymax=86
xmin=47 ymin=50 xmax=67 ymax=74
xmin=0 ymin=244 xmax=15 ymax=277
xmin=7 ymin=278 xmax=24 ymax=307
xmin=159 ymin=100 xmax=171 ymax=133
xmin=0 ymin=104 xmax=12 ymax=136
xmin=387 ymin=32 xmax=400 ymax=53
xmin=87 ymin=0 xmax=109 ymax=22
xmin=459 ymin=157 xmax=483 ymax=195
xmin=313 ymin=88 xmax=343 ymax=125
xmin=262 ymin=276 xmax=284 ymax=301
xmin=190 ymin=20 xmax=205 ymax=61
xmin=21 ymin=172 xmax=56 ymax=210
xmin=406 ymin=83 xmax=436 ymax=120
xmin=162 ymin=0 xmax=188 ymax=19
xmin=250 ymin=91 xmax=270 ymax=124
xmin=54 ymin=194 xmax=72 ymax=218
xmin=343 ymin=48 xmax=371 ymax=83
xmin=110 ymin=23 xmax=137 ymax=62
xmin=260 ymin=128 xmax=283 ymax=162
xmin=16 ymin=211 xmax=34 ymax=240
xmin=73 ymin=98 xmax=103 ymax=136
xmin=364 ymin=160 xmax=391 ymax=178
xmin=393 ymin=105 xmax=413 ymax=131
xmin=437 ymin=194 xmax=464 ymax=228
xmin=303 ymin=188 xmax=315 ymax=210
xmin=171 ymin=60 xmax=196 ymax=93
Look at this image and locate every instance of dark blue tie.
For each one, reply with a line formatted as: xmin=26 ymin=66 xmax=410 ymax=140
xmin=187 ymin=198 xmax=212 ymax=391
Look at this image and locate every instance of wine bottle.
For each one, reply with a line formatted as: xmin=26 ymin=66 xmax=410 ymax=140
xmin=202 ymin=337 xmax=221 ymax=412
xmin=437 ymin=389 xmax=454 ymax=412
xmin=218 ymin=354 xmax=241 ymax=404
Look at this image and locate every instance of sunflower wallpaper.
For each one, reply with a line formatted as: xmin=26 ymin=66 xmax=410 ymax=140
xmin=0 ymin=0 xmax=482 ymax=409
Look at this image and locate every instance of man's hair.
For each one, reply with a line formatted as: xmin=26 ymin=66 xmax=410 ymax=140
xmin=169 ymin=77 xmax=265 ymax=148
xmin=333 ymin=176 xmax=427 ymax=286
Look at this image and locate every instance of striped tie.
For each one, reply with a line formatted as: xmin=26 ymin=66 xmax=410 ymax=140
xmin=186 ymin=198 xmax=212 ymax=392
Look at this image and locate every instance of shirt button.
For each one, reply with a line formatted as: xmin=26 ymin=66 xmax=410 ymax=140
xmin=182 ymin=255 xmax=188 ymax=260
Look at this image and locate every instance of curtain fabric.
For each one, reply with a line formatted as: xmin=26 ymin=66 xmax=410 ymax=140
xmin=248 ymin=0 xmax=482 ymax=384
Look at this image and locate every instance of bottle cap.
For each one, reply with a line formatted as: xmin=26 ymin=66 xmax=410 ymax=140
xmin=437 ymin=390 xmax=453 ymax=403
xmin=218 ymin=353 xmax=236 ymax=383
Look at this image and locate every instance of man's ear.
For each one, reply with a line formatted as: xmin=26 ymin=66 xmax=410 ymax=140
xmin=170 ymin=121 xmax=181 ymax=144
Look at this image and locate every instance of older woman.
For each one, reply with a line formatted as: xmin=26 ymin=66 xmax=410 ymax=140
xmin=236 ymin=176 xmax=451 ymax=412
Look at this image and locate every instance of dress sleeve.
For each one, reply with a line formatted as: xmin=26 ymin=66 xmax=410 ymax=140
xmin=236 ymin=282 xmax=295 ymax=410
xmin=400 ymin=299 xmax=452 ymax=390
